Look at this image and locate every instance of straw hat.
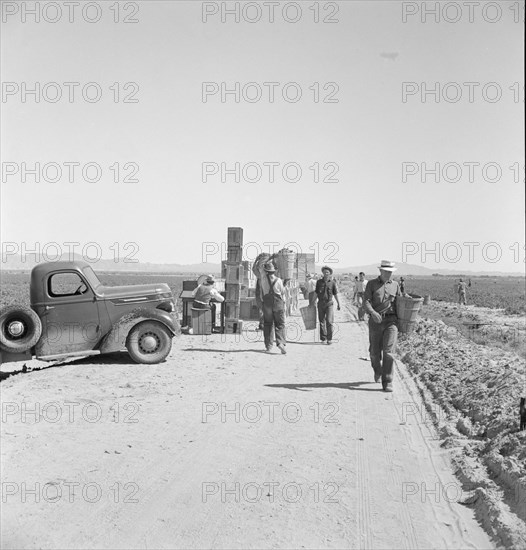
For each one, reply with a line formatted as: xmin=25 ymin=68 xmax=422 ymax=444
xmin=378 ymin=260 xmax=397 ymax=272
xmin=205 ymin=275 xmax=216 ymax=284
xmin=321 ymin=265 xmax=333 ymax=275
xmin=263 ymin=262 xmax=276 ymax=273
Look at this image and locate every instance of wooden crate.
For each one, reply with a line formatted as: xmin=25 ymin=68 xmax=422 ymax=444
xmin=227 ymin=245 xmax=242 ymax=263
xmin=225 ymin=319 xmax=243 ymax=334
xmin=296 ymin=253 xmax=316 ymax=281
xmin=191 ymin=308 xmax=212 ymax=335
xmin=227 ymin=227 xmax=243 ymax=246
xmin=183 ymin=280 xmax=198 ymax=291
xmin=226 ymin=284 xmax=241 ymax=301
xmin=240 ymin=298 xmax=260 ymax=320
xmin=225 ymin=263 xmax=244 ymax=284
xmin=224 ymin=301 xmax=240 ymax=319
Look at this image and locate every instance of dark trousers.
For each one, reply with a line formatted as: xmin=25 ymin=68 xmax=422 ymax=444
xmin=356 ymin=292 xmax=365 ymax=320
xmin=317 ymin=302 xmax=334 ymax=341
xmin=263 ymin=304 xmax=285 ymax=348
xmin=368 ymin=316 xmax=398 ymax=382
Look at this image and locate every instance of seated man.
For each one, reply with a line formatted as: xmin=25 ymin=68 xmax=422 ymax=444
xmin=192 ymin=275 xmax=224 ymax=329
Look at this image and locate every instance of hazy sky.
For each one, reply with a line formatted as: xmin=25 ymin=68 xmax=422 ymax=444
xmin=1 ymin=0 xmax=524 ymax=272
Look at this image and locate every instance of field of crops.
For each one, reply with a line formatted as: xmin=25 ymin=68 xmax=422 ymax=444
xmin=1 ymin=270 xmax=524 ymax=315
xmin=398 ymin=276 xmax=525 ymax=314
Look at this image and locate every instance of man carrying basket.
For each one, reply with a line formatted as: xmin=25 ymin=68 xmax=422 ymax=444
xmin=260 ymin=261 xmax=287 ymax=355
xmin=362 ymin=260 xmax=401 ymax=392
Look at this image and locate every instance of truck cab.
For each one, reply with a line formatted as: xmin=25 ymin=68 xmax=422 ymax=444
xmin=0 ymin=261 xmax=179 ymax=365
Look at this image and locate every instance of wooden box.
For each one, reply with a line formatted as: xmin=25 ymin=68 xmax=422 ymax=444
xmin=225 ymin=263 xmax=244 ymax=284
xmin=227 ymin=227 xmax=243 ymax=246
xmin=224 ymin=301 xmax=240 ymax=319
xmin=227 ymin=245 xmax=243 ymax=263
xmin=226 ymin=284 xmax=241 ymax=302
xmin=191 ymin=308 xmax=212 ymax=335
xmin=225 ymin=319 xmax=243 ymax=334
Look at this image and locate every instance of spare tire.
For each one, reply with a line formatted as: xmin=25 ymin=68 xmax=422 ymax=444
xmin=0 ymin=306 xmax=42 ymax=353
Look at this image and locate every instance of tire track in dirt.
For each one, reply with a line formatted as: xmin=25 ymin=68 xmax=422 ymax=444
xmin=392 ymin=362 xmax=487 ymax=550
xmin=376 ymin=405 xmax=419 ymax=549
xmin=355 ymin=396 xmax=374 ymax=549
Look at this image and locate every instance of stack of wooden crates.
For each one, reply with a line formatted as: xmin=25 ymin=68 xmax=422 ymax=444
xmin=224 ymin=227 xmax=244 ymax=334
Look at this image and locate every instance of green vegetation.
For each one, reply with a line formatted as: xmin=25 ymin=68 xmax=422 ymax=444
xmin=400 ymin=276 xmax=525 ymax=314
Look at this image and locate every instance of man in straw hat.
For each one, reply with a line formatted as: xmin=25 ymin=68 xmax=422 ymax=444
xmin=315 ymin=265 xmax=341 ymax=345
xmin=362 ymin=260 xmax=401 ymax=392
xmin=260 ymin=261 xmax=287 ymax=354
xmin=192 ymin=275 xmax=224 ymax=331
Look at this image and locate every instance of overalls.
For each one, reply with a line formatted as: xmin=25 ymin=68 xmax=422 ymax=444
xmin=263 ymin=276 xmax=286 ymax=349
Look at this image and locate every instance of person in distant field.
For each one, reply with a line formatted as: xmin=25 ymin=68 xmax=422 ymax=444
xmin=399 ymin=277 xmax=405 ymax=294
xmin=363 ymin=260 xmax=401 ymax=393
xmin=468 ymin=278 xmax=472 ymax=288
xmin=315 ymin=266 xmax=341 ymax=344
xmin=458 ymin=278 xmax=468 ymax=305
xmin=355 ymin=272 xmax=368 ymax=321
xmin=306 ymin=273 xmax=317 ymax=306
xmin=260 ymin=262 xmax=287 ymax=354
xmin=192 ymin=275 xmax=224 ymax=330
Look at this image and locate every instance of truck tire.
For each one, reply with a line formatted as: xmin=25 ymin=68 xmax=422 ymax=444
xmin=0 ymin=305 xmax=42 ymax=353
xmin=126 ymin=321 xmax=172 ymax=364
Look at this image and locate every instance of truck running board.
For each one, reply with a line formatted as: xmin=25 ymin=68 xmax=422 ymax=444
xmin=38 ymin=350 xmax=102 ymax=361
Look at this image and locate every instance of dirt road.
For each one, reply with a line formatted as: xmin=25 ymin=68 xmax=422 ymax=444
xmin=1 ymin=297 xmax=495 ymax=549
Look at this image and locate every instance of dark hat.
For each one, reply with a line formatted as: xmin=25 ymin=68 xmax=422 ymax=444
xmin=263 ymin=262 xmax=276 ymax=273
xmin=321 ymin=265 xmax=333 ymax=274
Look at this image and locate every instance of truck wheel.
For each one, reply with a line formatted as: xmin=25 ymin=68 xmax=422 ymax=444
xmin=126 ymin=321 xmax=172 ymax=364
xmin=0 ymin=306 xmax=42 ymax=353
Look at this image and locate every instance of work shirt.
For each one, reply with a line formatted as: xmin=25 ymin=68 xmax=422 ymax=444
xmin=307 ymin=278 xmax=317 ymax=293
xmin=355 ymin=279 xmax=368 ymax=293
xmin=192 ymin=284 xmax=224 ymax=304
xmin=315 ymin=278 xmax=338 ymax=304
xmin=259 ymin=273 xmax=286 ymax=300
xmin=458 ymin=282 xmax=467 ymax=294
xmin=363 ymin=276 xmax=400 ymax=316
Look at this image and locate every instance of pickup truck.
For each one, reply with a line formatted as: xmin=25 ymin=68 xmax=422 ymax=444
xmin=0 ymin=261 xmax=179 ymax=365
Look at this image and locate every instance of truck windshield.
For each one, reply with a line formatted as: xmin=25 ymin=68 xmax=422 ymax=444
xmin=83 ymin=266 xmax=102 ymax=291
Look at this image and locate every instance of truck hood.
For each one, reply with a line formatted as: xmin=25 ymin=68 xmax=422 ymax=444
xmin=96 ymin=283 xmax=173 ymax=300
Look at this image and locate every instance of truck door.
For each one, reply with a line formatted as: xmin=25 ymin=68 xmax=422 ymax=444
xmin=37 ymin=270 xmax=101 ymax=356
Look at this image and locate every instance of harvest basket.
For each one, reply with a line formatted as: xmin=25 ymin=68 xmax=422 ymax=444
xmin=300 ymin=305 xmax=317 ymax=330
xmin=396 ymin=293 xmax=424 ymax=322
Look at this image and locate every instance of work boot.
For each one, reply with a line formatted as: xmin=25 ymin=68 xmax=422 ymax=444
xmin=382 ymin=381 xmax=393 ymax=392
xmin=278 ymin=344 xmax=287 ymax=355
xmin=374 ymin=373 xmax=382 ymax=383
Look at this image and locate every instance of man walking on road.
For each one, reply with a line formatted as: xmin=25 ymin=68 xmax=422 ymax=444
xmin=315 ymin=266 xmax=341 ymax=345
xmin=260 ymin=262 xmax=287 ymax=354
xmin=362 ymin=260 xmax=401 ymax=392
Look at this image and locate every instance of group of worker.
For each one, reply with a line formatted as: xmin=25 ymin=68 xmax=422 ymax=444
xmin=191 ymin=259 xmax=402 ymax=392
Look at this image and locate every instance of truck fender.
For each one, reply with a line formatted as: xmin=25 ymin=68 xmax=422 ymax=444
xmin=99 ymin=308 xmax=180 ymax=355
